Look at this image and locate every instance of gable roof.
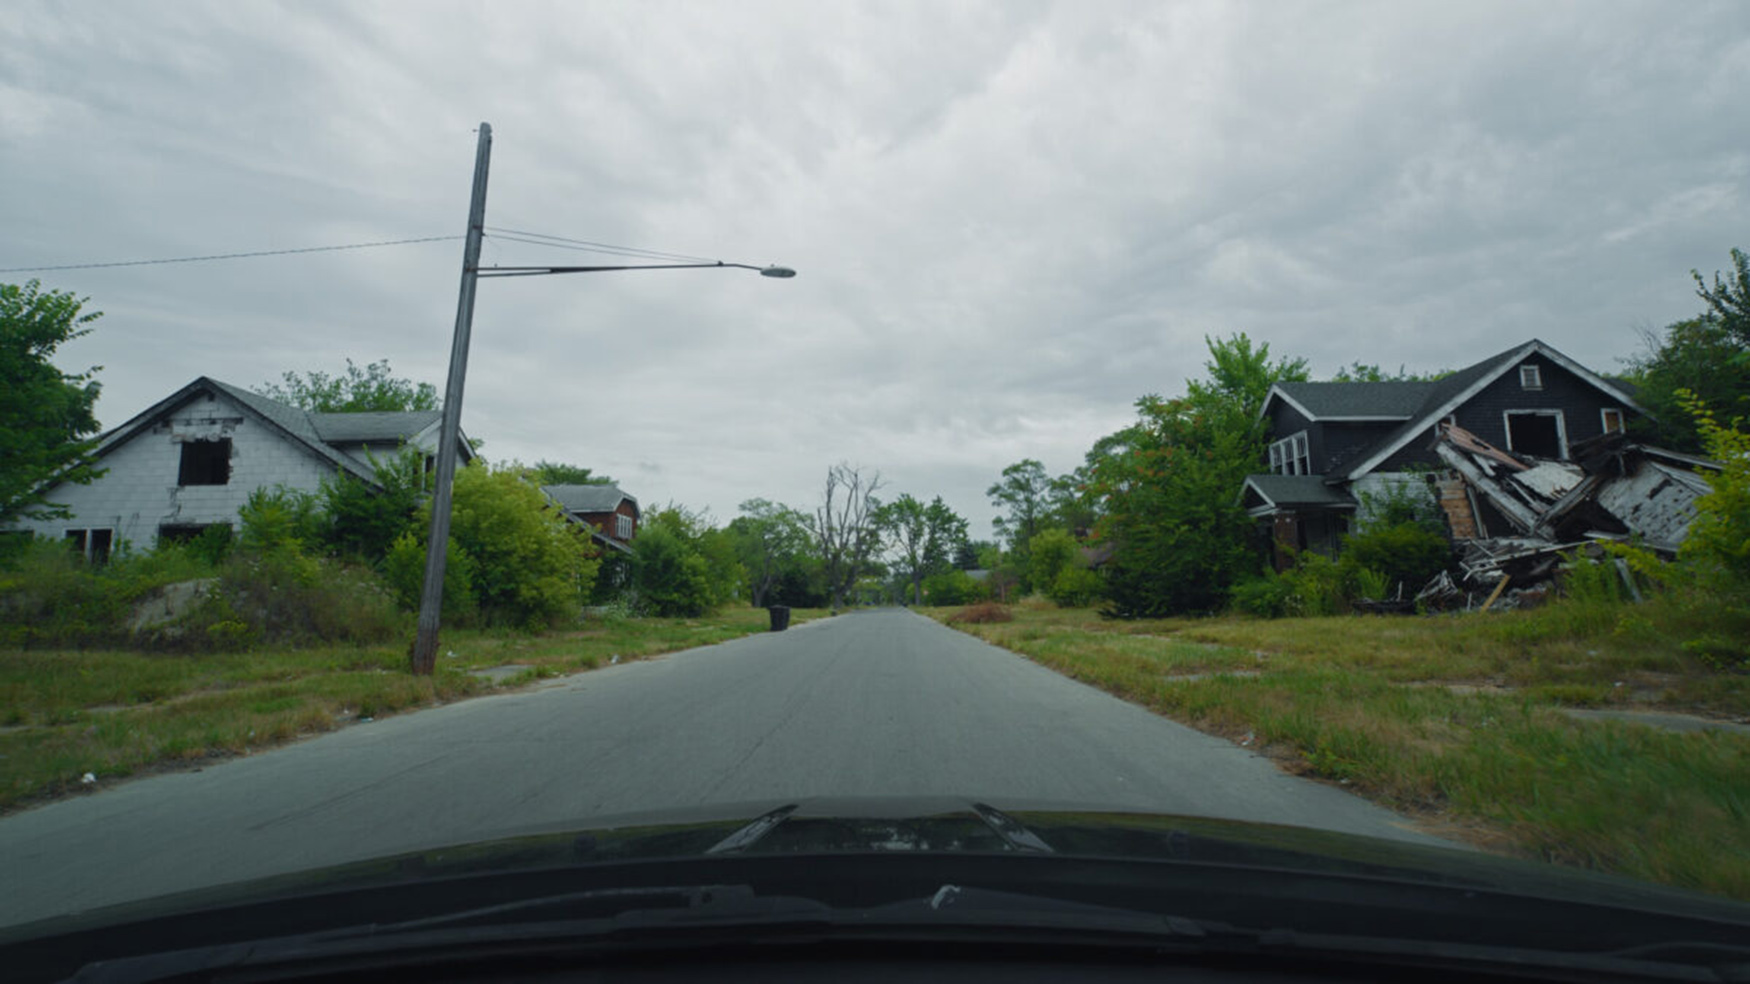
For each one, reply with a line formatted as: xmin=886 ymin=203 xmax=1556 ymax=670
xmin=543 ymin=483 xmax=638 ymax=516
xmin=87 ymin=378 xmax=469 ymax=489
xmin=310 ymin=410 xmax=443 ymax=444
xmin=1263 ymin=380 xmax=1436 ymax=421
xmin=1338 ymin=339 xmax=1644 ymax=481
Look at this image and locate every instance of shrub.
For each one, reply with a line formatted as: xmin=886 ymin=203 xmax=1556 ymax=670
xmin=169 ymin=549 xmax=406 ymax=649
xmin=1341 ymin=522 xmax=1450 ymax=596
xmin=444 ymin=463 xmax=601 ymax=629
xmin=923 ymin=568 xmax=987 ymax=607
xmin=1048 ymin=565 xmax=1104 ymax=607
xmin=631 ymin=522 xmax=714 ymax=617
xmin=321 ymin=446 xmax=426 ymax=564
xmin=237 ymin=486 xmax=324 ymax=554
xmin=383 ymin=530 xmax=478 ymax=625
xmin=1230 ymin=573 xmax=1294 ymax=618
xmin=949 ymin=601 xmax=1014 ymax=624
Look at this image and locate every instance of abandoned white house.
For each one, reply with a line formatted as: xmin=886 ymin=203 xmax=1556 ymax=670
xmin=7 ymin=377 xmax=474 ymax=560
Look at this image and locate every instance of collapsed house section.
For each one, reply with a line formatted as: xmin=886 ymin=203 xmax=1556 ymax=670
xmin=1419 ymin=424 xmax=1718 ymax=609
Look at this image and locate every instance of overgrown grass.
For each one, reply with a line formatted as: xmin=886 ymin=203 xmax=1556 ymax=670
xmin=927 ymin=599 xmax=1750 ymax=901
xmin=0 ymin=606 xmax=825 ymax=811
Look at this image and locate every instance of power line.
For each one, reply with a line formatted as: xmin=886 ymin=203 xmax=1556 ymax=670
xmin=483 ymin=227 xmax=719 ymax=264
xmin=0 ymin=235 xmax=463 ymax=274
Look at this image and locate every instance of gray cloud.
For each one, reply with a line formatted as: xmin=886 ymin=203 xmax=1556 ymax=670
xmin=4 ymin=0 xmax=1745 ymax=537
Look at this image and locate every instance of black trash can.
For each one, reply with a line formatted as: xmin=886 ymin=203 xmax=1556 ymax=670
xmin=767 ymin=605 xmax=791 ymax=632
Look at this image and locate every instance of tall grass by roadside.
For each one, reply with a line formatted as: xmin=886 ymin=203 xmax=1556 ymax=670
xmin=929 ymin=600 xmax=1750 ymax=901
xmin=0 ymin=606 xmax=824 ymax=811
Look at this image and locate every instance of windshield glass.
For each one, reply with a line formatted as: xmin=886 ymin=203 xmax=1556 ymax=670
xmin=2 ymin=0 xmax=1747 ymax=965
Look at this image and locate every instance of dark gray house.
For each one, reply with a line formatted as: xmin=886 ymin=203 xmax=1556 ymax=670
xmin=1241 ymin=340 xmax=1644 ymax=566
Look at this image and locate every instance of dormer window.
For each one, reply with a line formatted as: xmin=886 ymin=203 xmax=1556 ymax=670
xmin=1268 ymin=431 xmax=1311 ymax=476
xmin=1519 ymin=364 xmax=1542 ymax=391
xmin=615 ymin=514 xmax=633 ymax=539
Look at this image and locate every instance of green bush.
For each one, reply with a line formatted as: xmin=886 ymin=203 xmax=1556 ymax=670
xmin=632 ymin=523 xmax=714 ymax=617
xmin=922 ymin=568 xmax=987 ymax=606
xmin=382 ymin=531 xmax=478 ymax=625
xmin=1048 ymin=565 xmax=1104 ymax=607
xmin=1341 ymin=522 xmax=1450 ymax=596
xmin=1027 ymin=529 xmax=1080 ymax=595
xmin=322 ymin=447 xmax=426 ymax=564
xmin=237 ymin=486 xmax=324 ymax=555
xmin=180 ymin=549 xmax=404 ymax=648
xmin=1230 ymin=573 xmax=1294 ymax=618
xmin=444 ymin=463 xmax=601 ymax=629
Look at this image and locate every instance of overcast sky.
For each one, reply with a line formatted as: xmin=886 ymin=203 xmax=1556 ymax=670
xmin=4 ymin=1 xmax=1746 ymax=537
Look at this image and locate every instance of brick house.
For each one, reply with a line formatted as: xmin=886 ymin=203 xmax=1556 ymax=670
xmin=1241 ymin=339 xmax=1645 ymax=568
xmin=8 ymin=376 xmax=473 ymax=560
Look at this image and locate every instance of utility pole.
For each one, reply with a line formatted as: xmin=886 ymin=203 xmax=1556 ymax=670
xmin=411 ymin=122 xmax=492 ymax=675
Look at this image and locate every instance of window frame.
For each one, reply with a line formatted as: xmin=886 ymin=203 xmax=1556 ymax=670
xmin=1268 ymin=430 xmax=1311 ymax=476
xmin=1519 ymin=364 xmax=1543 ymax=391
xmin=1600 ymin=407 xmax=1625 ymax=434
xmin=177 ymin=438 xmax=233 ymax=486
xmin=1502 ymin=409 xmax=1568 ymax=459
xmin=65 ymin=527 xmax=114 ymax=564
xmin=616 ymin=513 xmax=633 ymax=539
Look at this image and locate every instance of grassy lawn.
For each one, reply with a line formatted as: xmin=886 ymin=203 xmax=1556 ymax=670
xmin=927 ymin=599 xmax=1750 ymax=901
xmin=0 ymin=607 xmax=825 ymax=812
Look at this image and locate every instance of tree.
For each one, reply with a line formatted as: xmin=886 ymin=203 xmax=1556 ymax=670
xmin=320 ymin=446 xmax=427 ymax=564
xmin=257 ymin=358 xmax=437 ymax=413
xmin=532 ymin=461 xmax=614 ymax=486
xmin=727 ymin=498 xmax=813 ymax=607
xmin=631 ymin=522 xmax=714 ymax=617
xmin=411 ymin=463 xmax=600 ymax=628
xmin=1327 ymin=362 xmax=1451 ymax=382
xmin=1694 ymin=247 xmax=1750 ymax=348
xmin=1626 ymin=248 xmax=1750 ymax=452
xmin=811 ymin=463 xmax=884 ymax=611
xmin=877 ymin=494 xmax=970 ymax=605
xmin=1 ymin=281 xmax=105 ymax=524
xmin=1091 ymin=334 xmax=1310 ymax=617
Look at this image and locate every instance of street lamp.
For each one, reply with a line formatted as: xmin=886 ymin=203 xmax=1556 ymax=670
xmin=410 ymin=122 xmax=795 ymax=674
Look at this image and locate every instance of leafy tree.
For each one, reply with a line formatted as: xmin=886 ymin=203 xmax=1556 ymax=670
xmin=1046 ymin=467 xmax=1100 ymax=535
xmin=1027 ymin=528 xmax=1081 ymax=596
xmin=987 ymin=459 xmax=1050 ymax=548
xmin=413 ymin=463 xmax=600 ymax=628
xmin=1678 ymin=393 xmax=1750 ymax=590
xmin=1694 ymin=247 xmax=1750 ymax=347
xmin=877 ymin=494 xmax=970 ymax=605
xmin=922 ymin=568 xmax=986 ymax=606
xmin=1092 ymin=334 xmax=1310 ymax=617
xmin=1627 ymin=249 xmax=1750 ymax=452
xmin=1627 ymin=317 xmax=1750 ymax=452
xmin=952 ymin=539 xmax=982 ymax=570
xmin=257 ymin=358 xmax=437 ymax=413
xmin=532 ymin=461 xmax=614 ymax=486
xmin=1 ymin=280 xmax=105 ymax=524
xmin=631 ymin=521 xmax=714 ymax=617
xmin=320 ymin=446 xmax=427 ymax=564
xmin=727 ymin=498 xmax=813 ymax=607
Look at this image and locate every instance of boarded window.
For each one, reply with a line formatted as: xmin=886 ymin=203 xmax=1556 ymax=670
xmin=1601 ymin=408 xmax=1625 ymax=434
xmin=1519 ymin=364 xmax=1543 ymax=390
xmin=1505 ymin=411 xmax=1564 ymax=458
xmin=178 ymin=439 xmax=232 ymax=485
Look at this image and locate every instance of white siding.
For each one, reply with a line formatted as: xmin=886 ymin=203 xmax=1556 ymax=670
xmin=11 ymin=392 xmax=340 ymax=551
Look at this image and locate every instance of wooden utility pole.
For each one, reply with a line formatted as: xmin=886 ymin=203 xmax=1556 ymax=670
xmin=411 ymin=122 xmax=492 ymax=675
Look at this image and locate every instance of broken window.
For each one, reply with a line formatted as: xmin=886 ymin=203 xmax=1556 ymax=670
xmin=1504 ymin=410 xmax=1565 ymax=458
xmin=64 ymin=528 xmax=113 ymax=564
xmin=1519 ymin=364 xmax=1542 ymax=390
xmin=178 ymin=438 xmax=232 ymax=485
xmin=1268 ymin=430 xmax=1311 ymax=475
xmin=1601 ymin=408 xmax=1625 ymax=434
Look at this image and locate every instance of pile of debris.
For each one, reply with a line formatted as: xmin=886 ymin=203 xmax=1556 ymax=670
xmin=1414 ymin=424 xmax=1717 ymax=610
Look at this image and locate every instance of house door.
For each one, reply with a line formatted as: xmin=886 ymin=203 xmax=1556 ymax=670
xmin=1505 ymin=411 xmax=1565 ymax=458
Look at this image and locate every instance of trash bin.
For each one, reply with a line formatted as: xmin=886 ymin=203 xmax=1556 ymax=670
xmin=767 ymin=605 xmax=791 ymax=632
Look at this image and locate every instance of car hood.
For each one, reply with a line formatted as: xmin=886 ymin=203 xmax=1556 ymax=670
xmin=7 ymin=794 xmax=1741 ymax=935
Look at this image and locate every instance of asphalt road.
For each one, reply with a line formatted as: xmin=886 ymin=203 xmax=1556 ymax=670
xmin=0 ymin=610 xmax=1449 ymax=928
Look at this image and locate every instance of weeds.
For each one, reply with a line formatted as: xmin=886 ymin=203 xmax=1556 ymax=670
xmin=929 ymin=600 xmax=1750 ymax=900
